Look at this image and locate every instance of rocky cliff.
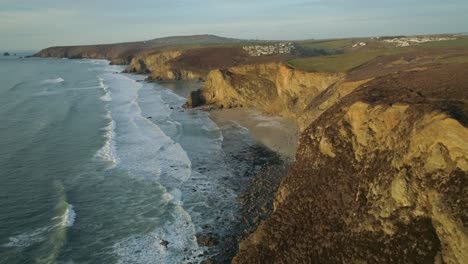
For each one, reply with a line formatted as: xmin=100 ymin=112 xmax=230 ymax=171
xmin=33 ymin=44 xmax=145 ymax=65
xmin=125 ymin=50 xmax=205 ymax=81
xmin=32 ymin=34 xmax=244 ymax=65
xmin=187 ymin=62 xmax=369 ymax=130
xmin=233 ymin=64 xmax=468 ymax=263
xmin=125 ymin=47 xmax=293 ymax=82
xmin=33 ymin=36 xmax=468 ymax=262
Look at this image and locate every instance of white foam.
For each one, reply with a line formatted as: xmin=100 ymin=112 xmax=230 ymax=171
xmin=100 ymin=92 xmax=112 ymax=102
xmin=63 ymin=204 xmax=76 ymax=228
xmin=97 ymin=77 xmax=112 ymax=102
xmin=113 ymin=196 xmax=204 ymax=264
xmin=95 ymin=76 xmax=117 ymax=165
xmin=62 ymin=86 xmax=102 ymax=91
xmin=255 ymin=120 xmax=282 ymax=128
xmin=102 ymin=73 xmax=191 ymax=181
xmin=98 ymin=77 xmax=105 ymax=88
xmin=98 ymin=73 xmax=207 ymax=263
xmin=94 ymin=109 xmax=117 ymax=167
xmin=3 ymin=227 xmax=48 ymax=248
xmin=40 ymin=77 xmax=64 ymax=84
xmin=4 ymin=204 xmax=75 ymax=249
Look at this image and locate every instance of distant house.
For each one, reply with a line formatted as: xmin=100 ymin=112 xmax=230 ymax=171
xmin=243 ymin=42 xmax=295 ymax=56
xmin=352 ymin=42 xmax=367 ymax=48
xmin=382 ymin=36 xmax=456 ymax=47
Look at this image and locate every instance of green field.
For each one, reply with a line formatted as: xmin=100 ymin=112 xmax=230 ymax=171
xmin=296 ymin=39 xmax=355 ymax=51
xmin=287 ymin=49 xmax=405 ymax=72
xmin=288 ymin=36 xmax=468 ymax=72
xmin=418 ymin=36 xmax=468 ymax=48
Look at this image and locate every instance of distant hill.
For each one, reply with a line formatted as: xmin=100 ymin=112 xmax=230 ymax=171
xmin=144 ymin=34 xmax=243 ymax=46
xmin=33 ymin=34 xmax=245 ymax=64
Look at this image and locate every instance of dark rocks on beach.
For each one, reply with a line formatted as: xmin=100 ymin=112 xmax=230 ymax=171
xmin=147 ymin=116 xmax=152 ymax=119
xmin=196 ymin=233 xmax=219 ymax=247
xmin=201 ymin=138 xmax=288 ymax=263
xmin=160 ymin=239 xmax=169 ymax=248
xmin=184 ymin=89 xmax=206 ymax=108
xmin=144 ymin=76 xmax=155 ymax=83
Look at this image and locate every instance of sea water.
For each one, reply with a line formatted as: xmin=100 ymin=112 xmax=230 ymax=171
xmin=0 ymin=56 xmax=246 ymax=263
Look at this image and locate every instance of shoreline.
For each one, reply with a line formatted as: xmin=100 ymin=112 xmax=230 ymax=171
xmin=197 ymin=100 xmax=298 ymax=263
xmin=153 ymin=80 xmax=297 ymax=263
xmin=206 ymin=116 xmax=292 ymax=263
xmin=209 ymin=108 xmax=300 ymax=161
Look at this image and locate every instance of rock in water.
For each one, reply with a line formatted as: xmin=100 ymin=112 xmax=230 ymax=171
xmin=160 ymin=239 xmax=169 ymax=248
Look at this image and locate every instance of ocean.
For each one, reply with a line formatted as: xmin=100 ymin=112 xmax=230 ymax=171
xmin=0 ymin=56 xmax=263 ymax=263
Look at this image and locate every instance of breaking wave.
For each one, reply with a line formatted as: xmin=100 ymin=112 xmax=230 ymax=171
xmin=94 ymin=109 xmax=117 ymax=167
xmin=40 ymin=77 xmax=64 ymax=84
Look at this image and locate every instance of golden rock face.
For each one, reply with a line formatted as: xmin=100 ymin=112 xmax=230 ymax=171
xmin=233 ymin=64 xmax=468 ymax=264
xmin=127 ymin=50 xmax=204 ymax=81
xmin=195 ymin=62 xmax=352 ymax=128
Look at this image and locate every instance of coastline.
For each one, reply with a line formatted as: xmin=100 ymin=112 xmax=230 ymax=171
xmin=153 ymin=80 xmax=296 ymax=263
xmin=209 ymin=108 xmax=299 ymax=161
xmin=25 ymin=33 xmax=468 ymax=263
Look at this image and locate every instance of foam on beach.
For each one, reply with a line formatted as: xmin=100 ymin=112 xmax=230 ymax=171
xmin=40 ymin=77 xmax=65 ymax=84
xmin=53 ymin=203 xmax=76 ymax=228
xmin=3 ymin=227 xmax=49 ymax=248
xmin=113 ymin=188 xmax=204 ymax=264
xmin=94 ymin=109 xmax=117 ymax=166
xmin=4 ymin=202 xmax=75 ymax=249
xmin=97 ymin=73 xmax=205 ymax=263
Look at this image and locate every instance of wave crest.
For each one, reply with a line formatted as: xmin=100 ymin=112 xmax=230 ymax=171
xmin=40 ymin=77 xmax=64 ymax=84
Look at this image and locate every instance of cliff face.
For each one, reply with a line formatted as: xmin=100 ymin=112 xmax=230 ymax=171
xmin=125 ymin=47 xmax=292 ymax=82
xmin=32 ymin=34 xmax=244 ymax=65
xmin=233 ymin=64 xmax=468 ymax=263
xmin=126 ymin=50 xmax=204 ymax=81
xmin=187 ymin=63 xmax=371 ymax=130
xmin=33 ymin=45 xmax=143 ymax=65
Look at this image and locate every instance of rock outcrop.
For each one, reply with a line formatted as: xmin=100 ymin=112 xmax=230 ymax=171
xmin=33 ymin=44 xmax=142 ymax=65
xmin=126 ymin=47 xmax=291 ymax=82
xmin=126 ymin=50 xmax=204 ymax=81
xmin=233 ymin=64 xmax=468 ymax=263
xmin=187 ymin=62 xmax=370 ymax=130
xmin=32 ymin=34 xmax=244 ymax=65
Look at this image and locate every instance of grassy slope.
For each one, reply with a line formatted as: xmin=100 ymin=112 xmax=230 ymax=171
xmin=288 ymin=36 xmax=468 ymax=72
xmin=288 ymin=48 xmax=404 ymax=72
xmin=296 ymin=39 xmax=355 ymax=51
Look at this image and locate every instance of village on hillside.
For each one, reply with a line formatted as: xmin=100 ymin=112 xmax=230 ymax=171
xmin=382 ymin=36 xmax=456 ymax=47
xmin=243 ymin=42 xmax=295 ymax=56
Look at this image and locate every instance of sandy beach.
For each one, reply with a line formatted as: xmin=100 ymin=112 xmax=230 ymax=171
xmin=148 ymin=81 xmax=295 ymax=262
xmin=209 ymin=108 xmax=300 ymax=160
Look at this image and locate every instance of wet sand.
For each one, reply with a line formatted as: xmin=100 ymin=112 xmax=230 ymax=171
xmin=155 ymin=81 xmax=298 ymax=262
xmin=209 ymin=108 xmax=300 ymax=160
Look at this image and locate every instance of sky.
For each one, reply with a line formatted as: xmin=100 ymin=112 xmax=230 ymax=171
xmin=1 ymin=0 xmax=468 ymax=51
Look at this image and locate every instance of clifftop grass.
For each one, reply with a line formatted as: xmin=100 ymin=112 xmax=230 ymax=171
xmin=288 ymin=36 xmax=468 ymax=73
xmin=287 ymin=49 xmax=403 ymax=72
